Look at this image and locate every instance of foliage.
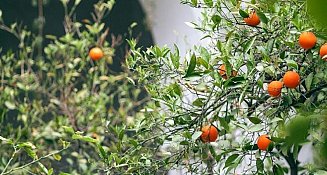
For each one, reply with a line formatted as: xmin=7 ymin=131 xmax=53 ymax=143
xmin=126 ymin=0 xmax=327 ymax=174
xmin=1 ymin=0 xmax=327 ymax=174
xmin=0 ymin=0 xmax=151 ymax=174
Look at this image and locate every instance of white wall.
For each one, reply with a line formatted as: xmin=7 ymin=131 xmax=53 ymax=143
xmin=140 ymin=0 xmax=203 ymax=54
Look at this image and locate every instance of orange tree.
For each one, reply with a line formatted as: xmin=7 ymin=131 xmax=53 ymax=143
xmin=125 ymin=0 xmax=327 ymax=174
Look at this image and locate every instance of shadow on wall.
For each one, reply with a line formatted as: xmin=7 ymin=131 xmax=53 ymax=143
xmin=0 ymin=0 xmax=154 ymax=72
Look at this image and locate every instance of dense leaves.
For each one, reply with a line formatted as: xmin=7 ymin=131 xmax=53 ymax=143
xmin=127 ymin=0 xmax=327 ymax=174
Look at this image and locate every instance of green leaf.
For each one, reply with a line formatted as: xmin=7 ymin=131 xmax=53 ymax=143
xmin=24 ymin=147 xmax=37 ymax=159
xmin=212 ymin=15 xmax=222 ymax=26
xmin=38 ymin=162 xmax=49 ymax=174
xmin=256 ymin=11 xmax=268 ymax=24
xmin=286 ymin=116 xmax=311 ymax=145
xmin=270 ymin=137 xmax=284 ymax=143
xmin=191 ymin=0 xmax=198 ymax=6
xmin=243 ymin=143 xmax=258 ymax=150
xmin=5 ymin=101 xmax=16 ymax=110
xmin=59 ymin=173 xmax=71 ymax=175
xmin=74 ymin=0 xmax=81 ymax=5
xmin=96 ymin=144 xmax=107 ymax=162
xmin=264 ymin=66 xmax=275 ymax=77
xmin=223 ymin=76 xmax=246 ymax=89
xmin=192 ymin=98 xmax=205 ymax=107
xmin=218 ymin=117 xmax=230 ymax=132
xmin=256 ymin=158 xmax=264 ymax=172
xmin=282 ymin=95 xmax=292 ymax=106
xmin=53 ymin=154 xmax=62 ymax=161
xmin=72 ymin=134 xmax=98 ymax=143
xmin=286 ymin=59 xmax=298 ymax=70
xmin=18 ymin=142 xmax=36 ymax=149
xmin=273 ymin=164 xmax=285 ymax=175
xmin=244 ymin=36 xmax=257 ymax=53
xmin=62 ymin=126 xmax=75 ymax=135
xmin=119 ymin=129 xmax=125 ymax=140
xmin=225 ymin=154 xmax=239 ymax=167
xmin=249 ymin=124 xmax=264 ymax=132
xmin=305 ymin=73 xmax=313 ymax=91
xmin=248 ymin=117 xmax=262 ymax=124
xmin=48 ymin=168 xmax=54 ymax=175
xmin=179 ymin=140 xmax=189 ymax=145
xmin=239 ymin=9 xmax=249 ymax=18
xmin=185 ymin=54 xmax=197 ymax=77
xmin=204 ymin=0 xmax=213 ymax=7
xmin=197 ymin=57 xmax=209 ymax=69
xmin=170 ymin=44 xmax=180 ymax=69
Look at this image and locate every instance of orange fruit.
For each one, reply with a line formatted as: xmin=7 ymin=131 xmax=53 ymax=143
xmin=257 ymin=135 xmax=271 ymax=151
xmin=89 ymin=47 xmax=104 ymax=61
xmin=267 ymin=81 xmax=283 ymax=97
xmin=219 ymin=64 xmax=237 ymax=79
xmin=200 ymin=125 xmax=218 ymax=143
xmin=244 ymin=11 xmax=260 ymax=27
xmin=283 ymin=71 xmax=300 ymax=89
xmin=299 ymin=32 xmax=317 ymax=49
xmin=319 ymin=43 xmax=327 ymax=60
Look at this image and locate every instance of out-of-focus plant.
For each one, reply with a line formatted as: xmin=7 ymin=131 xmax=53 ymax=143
xmin=0 ymin=0 xmax=152 ymax=174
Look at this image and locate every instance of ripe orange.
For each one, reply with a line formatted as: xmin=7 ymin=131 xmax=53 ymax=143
xmin=244 ymin=11 xmax=260 ymax=27
xmin=319 ymin=43 xmax=327 ymax=60
xmin=219 ymin=64 xmax=237 ymax=80
xmin=299 ymin=32 xmax=317 ymax=49
xmin=267 ymin=81 xmax=283 ymax=97
xmin=89 ymin=47 xmax=104 ymax=61
xmin=283 ymin=71 xmax=300 ymax=89
xmin=200 ymin=125 xmax=218 ymax=143
xmin=257 ymin=135 xmax=271 ymax=151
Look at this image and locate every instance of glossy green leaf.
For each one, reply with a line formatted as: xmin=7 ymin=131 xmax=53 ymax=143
xmin=239 ymin=9 xmax=249 ymax=18
xmin=185 ymin=54 xmax=197 ymax=77
xmin=305 ymin=73 xmax=313 ymax=91
xmin=256 ymin=158 xmax=264 ymax=172
xmin=225 ymin=154 xmax=239 ymax=167
xmin=212 ymin=15 xmax=222 ymax=26
xmin=244 ymin=36 xmax=257 ymax=53
xmin=249 ymin=124 xmax=264 ymax=132
xmin=248 ymin=117 xmax=262 ymax=124
xmin=286 ymin=59 xmax=298 ymax=70
xmin=256 ymin=11 xmax=268 ymax=24
xmin=191 ymin=0 xmax=198 ymax=6
xmin=192 ymin=98 xmax=205 ymax=107
xmin=204 ymin=0 xmax=213 ymax=7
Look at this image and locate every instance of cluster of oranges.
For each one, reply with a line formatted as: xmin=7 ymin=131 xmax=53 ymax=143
xmin=199 ymin=125 xmax=271 ymax=150
xmin=267 ymin=31 xmax=327 ymax=97
xmin=299 ymin=31 xmax=327 ymax=60
xmin=202 ymin=10 xmax=327 ymax=151
xmin=243 ymin=10 xmax=327 ymax=60
xmin=267 ymin=71 xmax=300 ymax=97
